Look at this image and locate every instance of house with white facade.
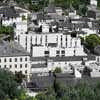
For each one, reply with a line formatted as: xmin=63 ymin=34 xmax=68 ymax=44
xmin=0 ymin=40 xmax=31 ymax=78
xmin=0 ymin=0 xmax=30 ymax=37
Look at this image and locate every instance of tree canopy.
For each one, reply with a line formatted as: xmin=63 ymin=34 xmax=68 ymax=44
xmin=36 ymin=81 xmax=100 ymax=100
xmin=54 ymin=67 xmax=62 ymax=73
xmin=0 ymin=26 xmax=14 ymax=40
xmin=0 ymin=69 xmax=21 ymax=100
xmin=85 ymin=34 xmax=100 ymax=50
xmin=97 ymin=0 xmax=100 ymax=8
xmin=0 ymin=69 xmax=36 ymax=100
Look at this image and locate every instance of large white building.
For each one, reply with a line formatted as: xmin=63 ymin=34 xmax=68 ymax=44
xmin=0 ymin=0 xmax=99 ymax=76
xmin=16 ymin=32 xmax=86 ymax=56
xmin=15 ymin=31 xmax=94 ymax=73
xmin=0 ymin=40 xmax=31 ymax=78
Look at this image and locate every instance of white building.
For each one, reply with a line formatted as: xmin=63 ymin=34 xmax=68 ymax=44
xmin=15 ymin=31 xmax=92 ymax=73
xmin=16 ymin=32 xmax=86 ymax=56
xmin=0 ymin=0 xmax=30 ymax=36
xmin=0 ymin=40 xmax=31 ymax=78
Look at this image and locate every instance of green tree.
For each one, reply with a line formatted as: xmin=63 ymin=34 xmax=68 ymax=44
xmin=97 ymin=0 xmax=100 ymax=8
xmin=54 ymin=67 xmax=62 ymax=73
xmin=79 ymin=4 xmax=88 ymax=16
xmin=85 ymin=34 xmax=100 ymax=50
xmin=15 ymin=71 xmax=25 ymax=84
xmin=0 ymin=69 xmax=22 ymax=100
xmin=0 ymin=26 xmax=14 ymax=40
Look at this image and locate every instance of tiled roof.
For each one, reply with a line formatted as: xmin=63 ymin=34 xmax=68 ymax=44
xmin=31 ymin=55 xmax=96 ymax=62
xmin=0 ymin=41 xmax=30 ymax=57
xmin=0 ymin=6 xmax=19 ymax=18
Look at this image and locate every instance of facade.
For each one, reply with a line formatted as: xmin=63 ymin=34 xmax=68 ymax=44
xmin=0 ymin=41 xmax=31 ymax=78
xmin=16 ymin=32 xmax=86 ymax=56
xmin=0 ymin=0 xmax=30 ymax=36
xmin=16 ymin=31 xmax=96 ymax=73
xmin=0 ymin=0 xmax=100 ymax=79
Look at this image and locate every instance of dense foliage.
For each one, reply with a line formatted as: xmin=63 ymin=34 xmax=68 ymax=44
xmin=54 ymin=67 xmax=62 ymax=73
xmin=0 ymin=69 xmax=36 ymax=100
xmin=15 ymin=71 xmax=25 ymax=84
xmin=14 ymin=0 xmax=91 ymax=13
xmin=0 ymin=26 xmax=14 ymax=40
xmin=1 ymin=68 xmax=100 ymax=100
xmin=36 ymin=81 xmax=100 ymax=100
xmin=97 ymin=0 xmax=100 ymax=8
xmin=0 ymin=69 xmax=21 ymax=100
xmin=85 ymin=34 xmax=100 ymax=50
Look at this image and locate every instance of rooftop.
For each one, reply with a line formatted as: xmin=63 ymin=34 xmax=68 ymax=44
xmin=0 ymin=6 xmax=19 ymax=18
xmin=0 ymin=40 xmax=30 ymax=57
xmin=31 ymin=55 xmax=96 ymax=62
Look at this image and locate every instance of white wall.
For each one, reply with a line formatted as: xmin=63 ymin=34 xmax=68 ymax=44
xmin=17 ymin=33 xmax=86 ymax=57
xmin=0 ymin=56 xmax=31 ymax=76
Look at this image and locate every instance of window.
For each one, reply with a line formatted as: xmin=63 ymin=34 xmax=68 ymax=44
xmin=44 ymin=51 xmax=49 ymax=54
xmin=61 ymin=50 xmax=65 ymax=57
xmin=4 ymin=58 xmax=6 ymax=62
xmin=25 ymin=70 xmax=27 ymax=74
xmin=0 ymin=59 xmax=1 ymax=63
xmin=4 ymin=65 xmax=6 ymax=68
xmin=9 ymin=58 xmax=12 ymax=62
xmin=97 ymin=57 xmax=100 ymax=62
xmin=25 ymin=64 xmax=27 ymax=68
xmin=56 ymin=50 xmax=60 ymax=54
xmin=71 ymin=33 xmax=77 ymax=37
xmin=61 ymin=35 xmax=62 ymax=41
xmin=20 ymin=58 xmax=22 ymax=62
xmin=15 ymin=58 xmax=17 ymax=62
xmin=15 ymin=64 xmax=17 ymax=68
xmin=61 ymin=50 xmax=65 ymax=54
xmin=56 ymin=50 xmax=60 ymax=57
xmin=9 ymin=65 xmax=12 ymax=68
xmin=66 ymin=37 xmax=67 ymax=41
xmin=0 ymin=65 xmax=1 ymax=68
xmin=25 ymin=58 xmax=27 ymax=61
xmin=20 ymin=64 xmax=22 ymax=68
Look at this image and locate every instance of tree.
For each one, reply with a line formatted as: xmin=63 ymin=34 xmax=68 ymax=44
xmin=54 ymin=67 xmax=62 ymax=73
xmin=36 ymin=92 xmax=56 ymax=100
xmin=0 ymin=69 xmax=22 ymax=100
xmin=15 ymin=71 xmax=25 ymax=84
xmin=79 ymin=4 xmax=88 ymax=16
xmin=97 ymin=0 xmax=100 ymax=8
xmin=0 ymin=26 xmax=14 ymax=40
xmin=85 ymin=34 xmax=100 ymax=50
